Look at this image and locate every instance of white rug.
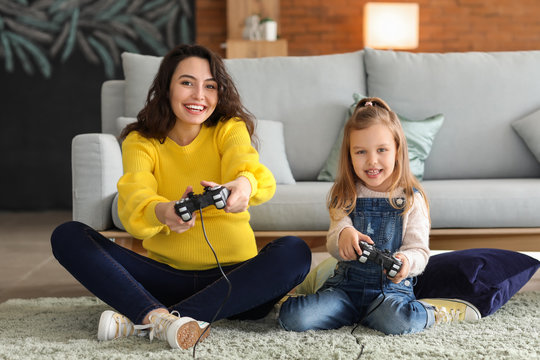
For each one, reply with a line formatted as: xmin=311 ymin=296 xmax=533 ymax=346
xmin=1 ymin=292 xmax=539 ymax=360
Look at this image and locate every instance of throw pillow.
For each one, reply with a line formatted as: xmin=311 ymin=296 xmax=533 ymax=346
xmin=296 ymin=256 xmax=338 ymax=295
xmin=256 ymin=120 xmax=296 ymax=185
xmin=317 ymin=93 xmax=444 ymax=181
xmin=511 ymin=108 xmax=540 ymax=163
xmin=414 ymin=249 xmax=540 ymax=317
xmin=400 ymin=113 xmax=445 ymax=180
xmin=317 ymin=119 xmax=346 ymax=182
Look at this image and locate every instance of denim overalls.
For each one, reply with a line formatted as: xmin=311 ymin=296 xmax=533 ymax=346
xmin=279 ymin=197 xmax=434 ymax=335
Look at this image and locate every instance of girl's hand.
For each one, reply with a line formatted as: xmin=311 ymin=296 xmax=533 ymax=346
xmin=338 ymin=227 xmax=374 ymax=261
xmin=201 ymin=177 xmax=251 ymax=213
xmin=155 ymin=186 xmax=196 ymax=233
xmin=388 ymin=253 xmax=410 ymax=284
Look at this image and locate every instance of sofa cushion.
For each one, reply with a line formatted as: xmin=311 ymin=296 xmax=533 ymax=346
xmin=414 ymin=249 xmax=540 ymax=317
xmin=256 ymin=120 xmax=295 ymax=184
xmin=296 ymin=249 xmax=540 ymax=317
xmin=113 ymin=181 xmax=333 ymax=231
xmin=423 ymin=178 xmax=540 ymax=228
xmin=225 ymin=51 xmax=367 ymax=181
xmin=248 ymin=182 xmax=333 ymax=231
xmin=364 ymin=48 xmax=540 ymax=179
xmin=318 ymin=93 xmax=444 ymax=181
xmin=121 ymin=52 xmax=162 ymax=117
xmin=116 ymin=117 xmax=136 ymax=136
xmin=249 ymin=178 xmax=540 ymax=233
xmin=512 ymin=108 xmax=540 ymax=163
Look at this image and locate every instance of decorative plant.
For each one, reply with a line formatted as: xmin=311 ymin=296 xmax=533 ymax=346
xmin=259 ymin=17 xmax=275 ymax=23
xmin=0 ymin=0 xmax=194 ymax=78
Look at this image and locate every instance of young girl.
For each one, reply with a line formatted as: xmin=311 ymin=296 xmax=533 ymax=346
xmin=51 ymin=44 xmax=311 ymax=350
xmin=278 ymin=97 xmax=480 ymax=335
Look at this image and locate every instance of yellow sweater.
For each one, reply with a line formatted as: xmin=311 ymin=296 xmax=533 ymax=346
xmin=117 ymin=118 xmax=276 ymax=270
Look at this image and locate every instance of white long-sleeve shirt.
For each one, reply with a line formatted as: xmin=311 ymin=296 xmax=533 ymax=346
xmin=326 ymin=184 xmax=430 ymax=277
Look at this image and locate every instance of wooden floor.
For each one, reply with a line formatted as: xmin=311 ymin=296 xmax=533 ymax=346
xmin=0 ymin=211 xmax=92 ymax=303
xmin=1 ymin=211 xmax=539 ymax=305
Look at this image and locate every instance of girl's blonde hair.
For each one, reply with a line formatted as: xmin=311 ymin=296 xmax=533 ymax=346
xmin=328 ymin=97 xmax=430 ymax=220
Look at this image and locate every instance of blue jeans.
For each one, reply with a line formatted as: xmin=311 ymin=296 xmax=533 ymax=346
xmin=279 ymin=196 xmax=434 ymax=335
xmin=279 ymin=261 xmax=434 ymax=334
xmin=51 ymin=221 xmax=311 ymax=325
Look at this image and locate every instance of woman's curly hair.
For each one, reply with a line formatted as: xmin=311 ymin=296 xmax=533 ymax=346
xmin=120 ymin=44 xmax=255 ymax=143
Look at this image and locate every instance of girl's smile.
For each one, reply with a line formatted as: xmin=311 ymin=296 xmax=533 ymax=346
xmin=366 ymin=169 xmax=383 ymax=178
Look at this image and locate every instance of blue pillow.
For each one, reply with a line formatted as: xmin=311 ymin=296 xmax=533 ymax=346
xmin=414 ymin=249 xmax=540 ymax=317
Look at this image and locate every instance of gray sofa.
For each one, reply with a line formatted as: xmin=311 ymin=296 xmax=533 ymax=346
xmin=72 ymin=48 xmax=540 ymax=250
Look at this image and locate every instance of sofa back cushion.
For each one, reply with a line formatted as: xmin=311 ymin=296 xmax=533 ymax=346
xmin=224 ymin=51 xmax=366 ymax=180
xmin=122 ymin=53 xmax=162 ymax=118
xmin=121 ymin=51 xmax=367 ymax=181
xmin=364 ymin=48 xmax=540 ymax=179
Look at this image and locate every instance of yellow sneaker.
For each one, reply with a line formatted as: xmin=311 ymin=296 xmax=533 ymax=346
xmin=420 ymin=298 xmax=481 ymax=323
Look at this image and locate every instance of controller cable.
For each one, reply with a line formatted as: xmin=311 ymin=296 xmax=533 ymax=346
xmin=192 ymin=207 xmax=233 ymax=358
xmin=351 ymin=260 xmax=387 ymax=360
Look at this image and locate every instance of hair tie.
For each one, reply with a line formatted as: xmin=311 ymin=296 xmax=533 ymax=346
xmin=365 ymin=101 xmax=373 ymax=107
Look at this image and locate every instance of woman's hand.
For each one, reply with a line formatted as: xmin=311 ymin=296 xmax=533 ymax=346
xmin=155 ymin=186 xmax=196 ymax=233
xmin=388 ymin=253 xmax=410 ymax=284
xmin=338 ymin=227 xmax=374 ymax=261
xmin=201 ymin=177 xmax=251 ymax=213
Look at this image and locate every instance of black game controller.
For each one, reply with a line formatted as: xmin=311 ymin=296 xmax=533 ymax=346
xmin=174 ymin=186 xmax=230 ymax=222
xmin=357 ymin=241 xmax=403 ymax=278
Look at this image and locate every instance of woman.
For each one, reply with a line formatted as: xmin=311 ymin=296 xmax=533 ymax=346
xmin=51 ymin=44 xmax=311 ymax=350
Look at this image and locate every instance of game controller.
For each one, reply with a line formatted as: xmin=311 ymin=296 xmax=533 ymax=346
xmin=174 ymin=186 xmax=230 ymax=222
xmin=357 ymin=241 xmax=402 ymax=278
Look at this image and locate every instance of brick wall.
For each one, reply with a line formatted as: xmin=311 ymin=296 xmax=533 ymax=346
xmin=197 ymin=0 xmax=540 ymax=56
xmin=195 ymin=0 xmax=227 ymax=56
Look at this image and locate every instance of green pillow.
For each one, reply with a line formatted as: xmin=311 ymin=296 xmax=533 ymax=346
xmin=317 ymin=93 xmax=444 ymax=181
xmin=511 ymin=108 xmax=540 ymax=163
xmin=296 ymin=256 xmax=338 ymax=295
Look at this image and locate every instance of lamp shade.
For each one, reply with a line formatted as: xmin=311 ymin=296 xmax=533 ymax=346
xmin=364 ymin=2 xmax=419 ymax=49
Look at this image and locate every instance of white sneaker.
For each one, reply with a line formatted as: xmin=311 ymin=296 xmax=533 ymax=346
xmin=97 ymin=310 xmax=150 ymax=341
xmin=148 ymin=311 xmax=210 ymax=349
xmin=420 ymin=298 xmax=481 ymax=323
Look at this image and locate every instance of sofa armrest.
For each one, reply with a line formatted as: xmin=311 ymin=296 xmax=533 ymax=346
xmin=72 ymin=133 xmax=123 ymax=230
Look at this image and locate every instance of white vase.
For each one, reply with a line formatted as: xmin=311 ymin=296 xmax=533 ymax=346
xmin=260 ymin=20 xmax=277 ymax=41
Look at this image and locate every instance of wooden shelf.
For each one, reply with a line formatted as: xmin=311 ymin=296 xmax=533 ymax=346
xmin=226 ymin=39 xmax=287 ymax=58
xmin=227 ymin=0 xmax=280 ymax=39
xmin=226 ymin=0 xmax=286 ymax=58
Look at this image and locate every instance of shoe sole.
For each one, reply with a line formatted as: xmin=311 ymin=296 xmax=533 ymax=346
xmin=176 ymin=321 xmax=211 ymax=350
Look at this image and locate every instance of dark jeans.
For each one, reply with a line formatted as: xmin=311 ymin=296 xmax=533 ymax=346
xmin=51 ymin=221 xmax=311 ymax=325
